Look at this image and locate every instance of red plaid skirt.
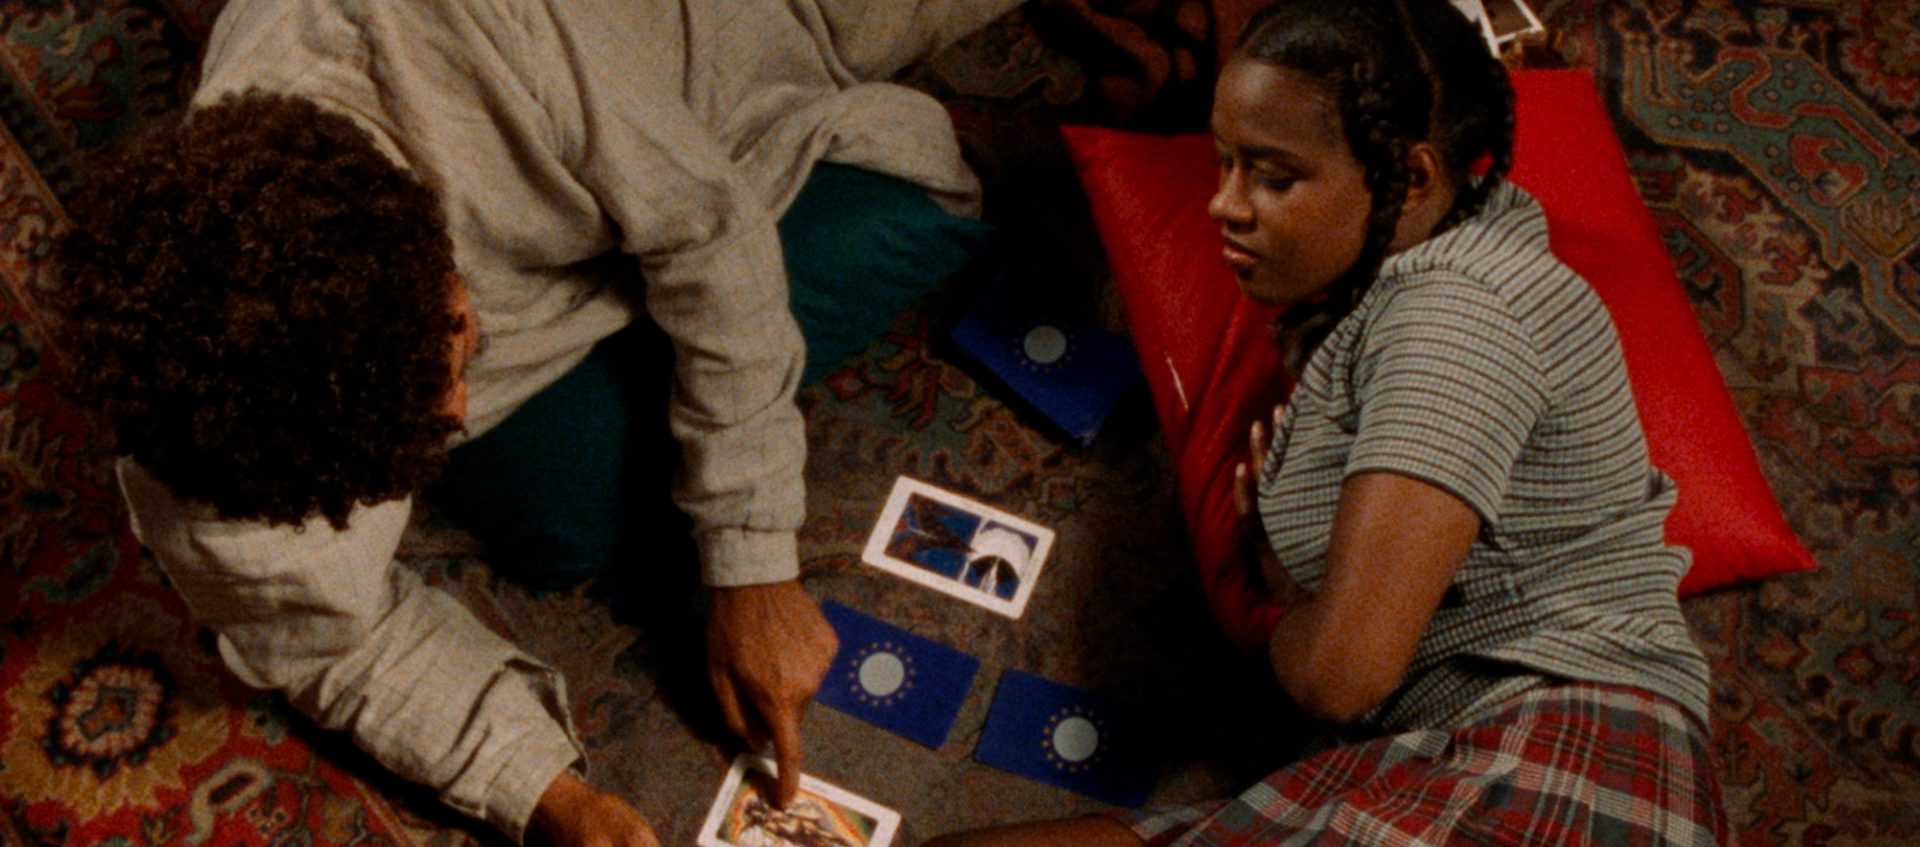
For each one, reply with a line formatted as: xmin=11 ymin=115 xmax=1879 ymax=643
xmin=1115 ymin=683 xmax=1726 ymax=847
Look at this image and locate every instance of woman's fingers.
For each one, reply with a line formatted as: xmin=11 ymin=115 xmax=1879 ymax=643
xmin=1234 ymin=461 xmax=1254 ymax=519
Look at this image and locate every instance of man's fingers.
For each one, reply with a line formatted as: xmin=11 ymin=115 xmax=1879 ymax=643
xmin=743 ymin=712 xmax=769 ymax=753
xmin=622 ymin=815 xmax=663 ymax=847
xmin=529 ymin=772 xmax=662 ymax=847
xmin=709 ymin=669 xmax=757 ymax=749
xmin=606 ymin=789 xmax=663 ymax=847
xmin=767 ymin=696 xmax=806 ymax=807
xmin=705 ymin=581 xmax=837 ymax=801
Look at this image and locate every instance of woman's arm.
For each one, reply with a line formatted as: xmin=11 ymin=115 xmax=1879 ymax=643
xmin=1261 ymin=470 xmax=1480 ymax=725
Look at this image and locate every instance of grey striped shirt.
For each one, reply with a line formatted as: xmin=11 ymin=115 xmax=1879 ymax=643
xmin=1257 ymin=181 xmax=1710 ymax=734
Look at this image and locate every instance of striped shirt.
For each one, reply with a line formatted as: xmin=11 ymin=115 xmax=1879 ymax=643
xmin=1256 ymin=181 xmax=1710 ymax=734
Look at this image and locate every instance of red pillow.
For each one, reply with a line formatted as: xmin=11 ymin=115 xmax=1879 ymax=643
xmin=1064 ymin=69 xmax=1815 ymax=652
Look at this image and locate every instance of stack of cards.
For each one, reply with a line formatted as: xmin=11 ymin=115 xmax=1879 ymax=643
xmin=698 ymin=756 xmax=901 ymax=847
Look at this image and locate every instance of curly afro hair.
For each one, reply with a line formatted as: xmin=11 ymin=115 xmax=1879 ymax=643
xmin=47 ymin=89 xmax=465 ymax=529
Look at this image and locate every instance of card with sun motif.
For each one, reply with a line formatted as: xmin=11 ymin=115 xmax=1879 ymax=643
xmin=973 ymin=669 xmax=1159 ymax=808
xmin=814 ymin=601 xmax=981 ymax=749
xmin=861 ymin=476 xmax=1055 ymax=619
xmin=696 ymin=755 xmax=901 ymax=847
xmin=949 ymin=268 xmax=1141 ymax=445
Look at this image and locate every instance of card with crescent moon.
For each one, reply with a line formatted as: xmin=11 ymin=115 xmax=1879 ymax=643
xmin=861 ymin=476 xmax=1055 ymax=619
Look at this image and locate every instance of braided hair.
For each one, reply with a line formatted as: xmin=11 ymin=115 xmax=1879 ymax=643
xmin=1235 ymin=0 xmax=1515 ymax=372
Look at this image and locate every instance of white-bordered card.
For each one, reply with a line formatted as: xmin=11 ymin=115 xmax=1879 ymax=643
xmin=696 ymin=755 xmax=901 ymax=847
xmin=1483 ymin=0 xmax=1546 ymax=47
xmin=860 ymin=476 xmax=1055 ymax=619
xmin=1448 ymin=0 xmax=1501 ymax=55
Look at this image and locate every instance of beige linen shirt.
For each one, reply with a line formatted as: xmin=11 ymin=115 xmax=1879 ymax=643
xmin=121 ymin=460 xmax=579 ymax=840
xmin=123 ymin=0 xmax=1018 ymax=840
xmin=192 ymin=0 xmax=1002 ymax=585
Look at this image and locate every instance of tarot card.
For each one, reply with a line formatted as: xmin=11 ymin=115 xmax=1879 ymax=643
xmin=861 ymin=476 xmax=1055 ymax=619
xmin=814 ymin=601 xmax=981 ymax=749
xmin=1447 ymin=0 xmax=1502 ymax=55
xmin=696 ymin=756 xmax=901 ymax=847
xmin=1482 ymin=0 xmax=1545 ymax=46
xmin=974 ymin=670 xmax=1160 ymax=807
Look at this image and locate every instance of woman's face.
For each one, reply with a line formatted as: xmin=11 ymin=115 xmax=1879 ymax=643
xmin=1209 ymin=58 xmax=1375 ymax=308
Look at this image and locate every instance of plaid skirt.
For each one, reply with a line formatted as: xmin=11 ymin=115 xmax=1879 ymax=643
xmin=1114 ymin=682 xmax=1726 ymax=847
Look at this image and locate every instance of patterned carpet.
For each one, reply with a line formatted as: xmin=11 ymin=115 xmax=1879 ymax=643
xmin=1539 ymin=2 xmax=1920 ymax=843
xmin=1 ymin=1 xmax=1916 ymax=845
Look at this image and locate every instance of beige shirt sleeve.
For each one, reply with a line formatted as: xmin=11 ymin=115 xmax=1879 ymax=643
xmin=117 ymin=459 xmax=584 ymax=843
xmin=531 ymin=0 xmax=816 ymax=587
xmin=534 ymin=0 xmax=1006 ymax=584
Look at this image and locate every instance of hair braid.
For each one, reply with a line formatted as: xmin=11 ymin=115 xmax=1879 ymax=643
xmin=1275 ymin=69 xmax=1417 ymax=372
xmin=1424 ymin=1 xmax=1517 ymax=232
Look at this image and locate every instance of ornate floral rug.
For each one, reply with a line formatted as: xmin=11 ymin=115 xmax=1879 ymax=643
xmin=1541 ymin=2 xmax=1920 ymax=843
xmin=2 ymin=1 xmax=1916 ymax=845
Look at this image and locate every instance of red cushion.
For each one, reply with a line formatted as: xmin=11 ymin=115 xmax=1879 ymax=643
xmin=1064 ymin=69 xmax=1814 ymax=652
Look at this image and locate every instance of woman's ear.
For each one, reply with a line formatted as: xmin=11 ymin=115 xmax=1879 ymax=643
xmin=1388 ymin=142 xmax=1459 ymax=253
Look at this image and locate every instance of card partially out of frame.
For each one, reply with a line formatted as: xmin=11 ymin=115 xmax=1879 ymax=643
xmin=1450 ymin=0 xmax=1544 ymax=55
xmin=1482 ymin=0 xmax=1546 ymax=45
xmin=861 ymin=476 xmax=1055 ymax=619
xmin=1448 ymin=0 xmax=1500 ymax=53
xmin=696 ymin=756 xmax=901 ymax=847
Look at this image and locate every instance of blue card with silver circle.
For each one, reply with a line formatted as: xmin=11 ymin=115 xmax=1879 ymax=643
xmin=973 ymin=669 xmax=1159 ymax=807
xmin=949 ymin=269 xmax=1141 ymax=445
xmin=814 ymin=600 xmax=981 ymax=749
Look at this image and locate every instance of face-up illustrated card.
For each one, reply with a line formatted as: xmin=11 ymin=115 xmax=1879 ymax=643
xmin=814 ymin=601 xmax=981 ymax=749
xmin=696 ymin=756 xmax=901 ymax=847
xmin=861 ymin=476 xmax=1055 ymax=619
